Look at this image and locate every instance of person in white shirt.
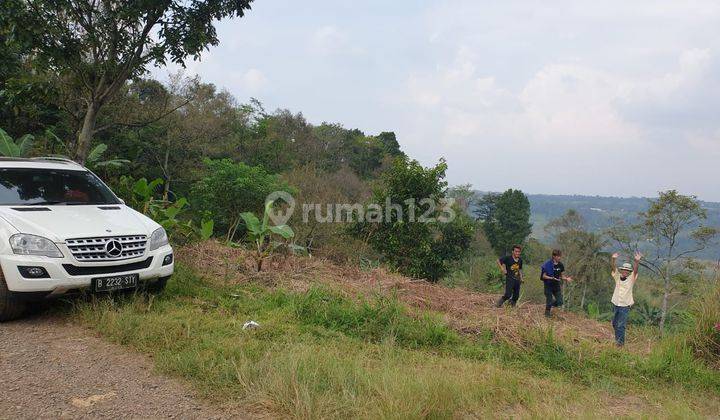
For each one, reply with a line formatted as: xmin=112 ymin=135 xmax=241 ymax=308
xmin=610 ymin=251 xmax=642 ymax=347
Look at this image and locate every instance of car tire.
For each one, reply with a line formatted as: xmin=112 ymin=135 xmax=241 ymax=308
xmin=0 ymin=271 xmax=26 ymax=322
xmin=145 ymin=276 xmax=169 ymax=294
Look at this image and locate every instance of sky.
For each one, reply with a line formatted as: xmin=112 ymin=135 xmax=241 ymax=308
xmin=153 ymin=0 xmax=720 ymax=201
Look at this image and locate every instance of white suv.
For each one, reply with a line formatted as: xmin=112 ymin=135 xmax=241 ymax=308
xmin=0 ymin=157 xmax=174 ymax=321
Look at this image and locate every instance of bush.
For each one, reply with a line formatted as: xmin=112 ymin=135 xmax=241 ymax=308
xmin=191 ymin=159 xmax=292 ymax=241
xmin=688 ymin=284 xmax=720 ymax=365
xmin=114 ymin=176 xmax=213 ymax=244
xmin=352 ymin=157 xmax=474 ymax=281
xmin=282 ymin=164 xmax=374 ymax=262
xmin=441 ymin=255 xmax=503 ymax=292
xmin=628 ymin=298 xmax=662 ymax=326
xmin=238 ymin=199 xmax=296 ymax=272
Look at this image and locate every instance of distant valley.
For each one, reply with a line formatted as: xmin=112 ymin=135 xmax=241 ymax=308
xmin=473 ymin=193 xmax=720 ymax=260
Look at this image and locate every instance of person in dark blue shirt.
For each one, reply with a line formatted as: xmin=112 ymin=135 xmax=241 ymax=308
xmin=540 ymin=249 xmax=573 ymax=318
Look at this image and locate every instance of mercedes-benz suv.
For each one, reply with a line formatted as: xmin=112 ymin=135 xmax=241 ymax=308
xmin=0 ymin=157 xmax=174 ymax=321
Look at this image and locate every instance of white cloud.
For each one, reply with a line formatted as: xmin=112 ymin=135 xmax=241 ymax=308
xmin=236 ymin=68 xmax=269 ymax=92
xmin=309 ymin=25 xmax=348 ymax=55
xmin=392 ymin=41 xmax=720 ymax=199
xmin=618 ymin=48 xmax=720 ymax=133
xmin=520 ymin=64 xmax=639 ymax=146
xmin=402 ymin=49 xmax=642 ymax=150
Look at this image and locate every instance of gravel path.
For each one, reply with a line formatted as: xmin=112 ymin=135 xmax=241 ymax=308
xmin=0 ymin=313 xmax=247 ymax=419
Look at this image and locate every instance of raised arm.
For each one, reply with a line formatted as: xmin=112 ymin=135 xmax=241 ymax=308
xmin=633 ymin=252 xmax=642 ymax=280
xmin=611 ymin=252 xmax=619 ymax=274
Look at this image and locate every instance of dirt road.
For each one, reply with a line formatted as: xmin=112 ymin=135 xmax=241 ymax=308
xmin=0 ymin=313 xmax=245 ymax=419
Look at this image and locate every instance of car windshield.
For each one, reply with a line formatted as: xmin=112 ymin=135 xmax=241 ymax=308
xmin=0 ymin=168 xmax=120 ymax=206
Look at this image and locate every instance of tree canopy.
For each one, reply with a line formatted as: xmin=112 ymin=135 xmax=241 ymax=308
xmin=1 ymin=0 xmax=254 ymax=162
xmin=353 ymin=157 xmax=474 ymax=281
xmin=477 ymin=189 xmax=532 ymax=256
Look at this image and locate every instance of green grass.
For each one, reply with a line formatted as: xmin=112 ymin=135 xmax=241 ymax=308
xmin=68 ymin=264 xmax=720 ymax=418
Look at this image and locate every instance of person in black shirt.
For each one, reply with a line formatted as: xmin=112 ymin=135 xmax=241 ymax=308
xmin=540 ymin=249 xmax=573 ymax=317
xmin=496 ymin=245 xmax=524 ymax=307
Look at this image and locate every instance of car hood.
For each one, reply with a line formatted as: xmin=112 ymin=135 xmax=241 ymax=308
xmin=0 ymin=205 xmax=159 ymax=242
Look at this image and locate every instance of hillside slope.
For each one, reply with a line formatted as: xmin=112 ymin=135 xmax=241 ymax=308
xmin=65 ymin=241 xmax=720 ymax=418
xmin=179 ymin=241 xmax=614 ymax=346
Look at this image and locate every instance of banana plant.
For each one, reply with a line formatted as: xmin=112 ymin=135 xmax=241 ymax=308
xmin=151 ymin=197 xmax=214 ymax=242
xmin=632 ymin=300 xmax=662 ymax=326
xmin=0 ymin=128 xmax=34 ymax=157
xmin=132 ymin=177 xmax=165 ymax=214
xmin=86 ymin=143 xmax=130 ymax=169
xmin=240 ymin=199 xmax=295 ymax=272
xmin=44 ymin=128 xmax=128 ymax=169
xmin=129 ymin=177 xmax=214 ymax=243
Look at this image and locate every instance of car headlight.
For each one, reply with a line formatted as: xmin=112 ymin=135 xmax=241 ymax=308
xmin=149 ymin=227 xmax=169 ymax=251
xmin=9 ymin=234 xmax=64 ymax=258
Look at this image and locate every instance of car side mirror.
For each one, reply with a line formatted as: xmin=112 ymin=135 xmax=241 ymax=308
xmin=118 ymin=199 xmax=126 ymax=205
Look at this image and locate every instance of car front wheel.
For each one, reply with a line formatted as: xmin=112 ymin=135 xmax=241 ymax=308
xmin=0 ymin=272 xmax=26 ymax=322
xmin=145 ymin=276 xmax=169 ymax=294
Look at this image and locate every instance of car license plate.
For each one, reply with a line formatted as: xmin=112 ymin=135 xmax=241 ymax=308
xmin=93 ymin=274 xmax=139 ymax=292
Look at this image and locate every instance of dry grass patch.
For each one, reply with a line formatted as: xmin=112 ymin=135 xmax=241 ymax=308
xmin=179 ymin=241 xmax=616 ymax=349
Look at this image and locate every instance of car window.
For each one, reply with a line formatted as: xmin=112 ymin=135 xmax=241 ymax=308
xmin=0 ymin=168 xmax=120 ymax=205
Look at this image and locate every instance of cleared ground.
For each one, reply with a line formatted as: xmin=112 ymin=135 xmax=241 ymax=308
xmin=0 ymin=313 xmax=247 ymax=419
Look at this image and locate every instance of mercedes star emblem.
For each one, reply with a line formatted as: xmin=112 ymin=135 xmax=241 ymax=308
xmin=105 ymin=239 xmax=123 ymax=258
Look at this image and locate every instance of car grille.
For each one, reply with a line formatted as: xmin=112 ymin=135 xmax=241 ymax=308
xmin=65 ymin=235 xmax=148 ymax=261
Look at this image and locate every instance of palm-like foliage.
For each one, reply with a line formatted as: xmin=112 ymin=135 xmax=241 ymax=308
xmin=44 ymin=129 xmax=129 ymax=169
xmin=240 ymin=199 xmax=296 ymax=272
xmin=0 ymin=128 xmax=34 ymax=157
xmin=86 ymin=143 xmax=130 ymax=169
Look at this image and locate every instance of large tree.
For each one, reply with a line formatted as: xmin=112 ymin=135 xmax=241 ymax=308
xmin=545 ymin=210 xmax=608 ymax=310
xmin=1 ymin=0 xmax=254 ymax=163
xmin=478 ymin=189 xmax=533 ymax=256
xmin=608 ymin=190 xmax=718 ymax=332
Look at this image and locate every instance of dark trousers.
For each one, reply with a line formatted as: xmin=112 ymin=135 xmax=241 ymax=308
xmin=497 ymin=277 xmax=521 ymax=306
xmin=543 ymin=280 xmax=563 ymax=311
xmin=612 ymin=305 xmax=631 ymax=345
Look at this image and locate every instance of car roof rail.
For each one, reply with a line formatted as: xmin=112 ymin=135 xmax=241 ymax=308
xmin=31 ymin=156 xmax=82 ymax=165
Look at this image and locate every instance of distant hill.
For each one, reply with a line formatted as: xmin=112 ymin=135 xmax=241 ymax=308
xmin=472 ymin=193 xmax=720 ymax=260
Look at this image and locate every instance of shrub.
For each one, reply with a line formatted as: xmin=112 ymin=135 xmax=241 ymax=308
xmin=352 ymin=156 xmax=474 ymax=281
xmin=239 ymin=199 xmax=297 ymax=271
xmin=688 ymin=284 xmax=720 ymax=365
xmin=282 ymin=164 xmax=374 ymax=262
xmin=629 ymin=298 xmax=663 ymax=326
xmin=440 ymin=255 xmax=503 ymax=292
xmin=118 ymin=176 xmax=213 ymax=244
xmin=191 ymin=159 xmax=292 ymax=241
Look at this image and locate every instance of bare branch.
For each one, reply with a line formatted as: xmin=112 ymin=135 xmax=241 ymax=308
xmin=93 ymin=97 xmax=190 ymax=134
